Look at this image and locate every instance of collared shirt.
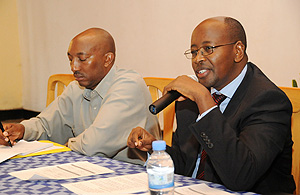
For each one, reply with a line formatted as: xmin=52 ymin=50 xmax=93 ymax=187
xmin=191 ymin=64 xmax=248 ymax=178
xmin=21 ymin=65 xmax=160 ymax=165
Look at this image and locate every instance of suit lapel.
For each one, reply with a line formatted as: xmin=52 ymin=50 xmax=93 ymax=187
xmin=223 ymin=63 xmax=254 ymax=118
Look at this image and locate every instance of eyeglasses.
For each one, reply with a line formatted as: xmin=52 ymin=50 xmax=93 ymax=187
xmin=184 ymin=41 xmax=237 ymax=59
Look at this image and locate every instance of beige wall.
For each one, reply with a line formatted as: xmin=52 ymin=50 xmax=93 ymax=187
xmin=2 ymin=0 xmax=300 ymax=111
xmin=0 ymin=0 xmax=22 ymax=110
xmin=17 ymin=0 xmax=300 ymax=112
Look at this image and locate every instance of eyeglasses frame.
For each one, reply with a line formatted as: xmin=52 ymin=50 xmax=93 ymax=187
xmin=184 ymin=41 xmax=238 ymax=59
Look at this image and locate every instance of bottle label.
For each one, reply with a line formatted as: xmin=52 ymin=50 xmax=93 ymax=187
xmin=147 ymin=169 xmax=174 ymax=189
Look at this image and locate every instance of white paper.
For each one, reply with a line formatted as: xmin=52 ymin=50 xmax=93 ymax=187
xmin=174 ymin=183 xmax=232 ymax=195
xmin=9 ymin=161 xmax=114 ymax=180
xmin=18 ymin=140 xmax=54 ymax=155
xmin=33 ymin=145 xmax=64 ymax=153
xmin=0 ymin=140 xmax=53 ymax=163
xmin=62 ymin=172 xmax=183 ymax=195
xmin=0 ymin=151 xmax=19 ymax=163
xmin=62 ymin=172 xmax=149 ymax=195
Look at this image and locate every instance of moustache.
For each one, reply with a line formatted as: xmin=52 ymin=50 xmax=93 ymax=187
xmin=74 ymin=71 xmax=84 ymax=77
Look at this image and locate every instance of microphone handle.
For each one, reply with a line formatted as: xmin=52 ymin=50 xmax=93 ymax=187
xmin=149 ymin=90 xmax=181 ymax=115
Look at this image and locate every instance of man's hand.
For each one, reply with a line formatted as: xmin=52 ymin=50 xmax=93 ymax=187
xmin=0 ymin=123 xmax=25 ymax=146
xmin=164 ymin=75 xmax=215 ymax=114
xmin=127 ymin=127 xmax=156 ymax=152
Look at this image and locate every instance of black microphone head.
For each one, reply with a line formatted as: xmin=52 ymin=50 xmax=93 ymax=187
xmin=149 ymin=90 xmax=181 ymax=115
xmin=149 ymin=104 xmax=157 ymax=114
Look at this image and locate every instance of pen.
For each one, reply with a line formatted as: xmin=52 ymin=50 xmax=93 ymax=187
xmin=0 ymin=121 xmax=13 ymax=147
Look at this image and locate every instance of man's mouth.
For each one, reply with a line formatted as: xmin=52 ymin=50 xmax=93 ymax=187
xmin=196 ymin=69 xmax=210 ymax=79
xmin=199 ymin=69 xmax=207 ymax=74
xmin=74 ymin=74 xmax=84 ymax=81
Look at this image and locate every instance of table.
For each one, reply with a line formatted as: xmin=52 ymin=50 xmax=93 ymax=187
xmin=0 ymin=151 xmax=258 ymax=195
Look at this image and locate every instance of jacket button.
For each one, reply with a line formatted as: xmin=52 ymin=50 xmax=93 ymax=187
xmin=200 ymin=132 xmax=206 ymax=137
xmin=206 ymin=139 xmax=211 ymax=144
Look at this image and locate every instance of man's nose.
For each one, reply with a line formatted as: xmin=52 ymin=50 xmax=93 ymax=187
xmin=70 ymin=58 xmax=81 ymax=72
xmin=194 ymin=50 xmax=206 ymax=64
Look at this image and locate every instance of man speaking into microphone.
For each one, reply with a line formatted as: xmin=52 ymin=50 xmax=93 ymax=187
xmin=127 ymin=16 xmax=295 ymax=194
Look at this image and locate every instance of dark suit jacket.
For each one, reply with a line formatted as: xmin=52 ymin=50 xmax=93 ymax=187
xmin=167 ymin=62 xmax=296 ymax=194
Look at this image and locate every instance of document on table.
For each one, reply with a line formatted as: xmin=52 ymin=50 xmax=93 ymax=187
xmin=12 ymin=140 xmax=71 ymax=159
xmin=62 ymin=172 xmax=149 ymax=194
xmin=62 ymin=172 xmax=183 ymax=195
xmin=174 ymin=183 xmax=232 ymax=195
xmin=9 ymin=161 xmax=114 ymax=180
xmin=31 ymin=144 xmax=64 ymax=153
xmin=0 ymin=140 xmax=53 ymax=163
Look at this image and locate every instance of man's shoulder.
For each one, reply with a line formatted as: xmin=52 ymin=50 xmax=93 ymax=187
xmin=245 ymin=62 xmax=283 ymax=93
xmin=115 ymin=68 xmax=142 ymax=78
xmin=241 ymin=62 xmax=291 ymax=106
xmin=113 ymin=68 xmax=145 ymax=86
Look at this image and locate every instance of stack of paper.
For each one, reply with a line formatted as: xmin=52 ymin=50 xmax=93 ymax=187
xmin=0 ymin=140 xmax=53 ymax=163
xmin=61 ymin=173 xmax=232 ymax=195
xmin=9 ymin=161 xmax=114 ymax=180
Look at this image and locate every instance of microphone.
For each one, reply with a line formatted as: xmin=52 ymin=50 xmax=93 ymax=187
xmin=149 ymin=90 xmax=181 ymax=115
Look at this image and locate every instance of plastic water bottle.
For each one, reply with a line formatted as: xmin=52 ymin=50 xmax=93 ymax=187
xmin=147 ymin=140 xmax=174 ymax=195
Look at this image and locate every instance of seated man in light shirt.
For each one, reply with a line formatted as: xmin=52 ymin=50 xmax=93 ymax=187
xmin=0 ymin=28 xmax=160 ymax=165
xmin=127 ymin=16 xmax=296 ymax=193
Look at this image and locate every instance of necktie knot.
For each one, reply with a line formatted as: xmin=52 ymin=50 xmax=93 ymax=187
xmin=212 ymin=93 xmax=226 ymax=106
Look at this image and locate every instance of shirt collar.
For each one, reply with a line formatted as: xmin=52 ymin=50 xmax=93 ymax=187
xmin=83 ymin=65 xmax=116 ymax=101
xmin=211 ymin=64 xmax=248 ymax=99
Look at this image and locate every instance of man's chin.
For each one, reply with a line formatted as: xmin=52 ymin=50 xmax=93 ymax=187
xmin=77 ymin=81 xmax=88 ymax=88
xmin=78 ymin=82 xmax=98 ymax=90
xmin=198 ymin=79 xmax=215 ymax=89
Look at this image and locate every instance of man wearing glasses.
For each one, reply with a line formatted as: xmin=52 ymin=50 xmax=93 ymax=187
xmin=128 ymin=16 xmax=295 ymax=194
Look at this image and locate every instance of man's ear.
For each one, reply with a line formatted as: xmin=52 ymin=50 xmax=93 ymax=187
xmin=234 ymin=41 xmax=245 ymax=63
xmin=104 ymin=52 xmax=115 ymax=67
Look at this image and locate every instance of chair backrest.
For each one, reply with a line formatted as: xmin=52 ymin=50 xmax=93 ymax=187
xmin=143 ymin=77 xmax=175 ymax=146
xmin=46 ymin=74 xmax=75 ymax=106
xmin=280 ymin=87 xmax=300 ymax=195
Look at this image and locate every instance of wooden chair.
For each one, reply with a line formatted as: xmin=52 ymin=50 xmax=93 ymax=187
xmin=143 ymin=77 xmax=175 ymax=146
xmin=280 ymin=87 xmax=300 ymax=195
xmin=46 ymin=74 xmax=74 ymax=106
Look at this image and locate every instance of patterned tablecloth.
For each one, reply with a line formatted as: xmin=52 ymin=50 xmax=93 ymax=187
xmin=0 ymin=151 xmax=257 ymax=195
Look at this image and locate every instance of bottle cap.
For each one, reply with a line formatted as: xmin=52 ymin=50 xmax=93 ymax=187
xmin=152 ymin=140 xmax=166 ymax=151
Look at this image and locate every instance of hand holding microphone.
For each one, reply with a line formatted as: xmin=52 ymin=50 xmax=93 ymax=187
xmin=148 ymin=75 xmax=202 ymax=115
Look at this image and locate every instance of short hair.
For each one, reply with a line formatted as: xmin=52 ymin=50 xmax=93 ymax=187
xmin=224 ymin=17 xmax=247 ymax=50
